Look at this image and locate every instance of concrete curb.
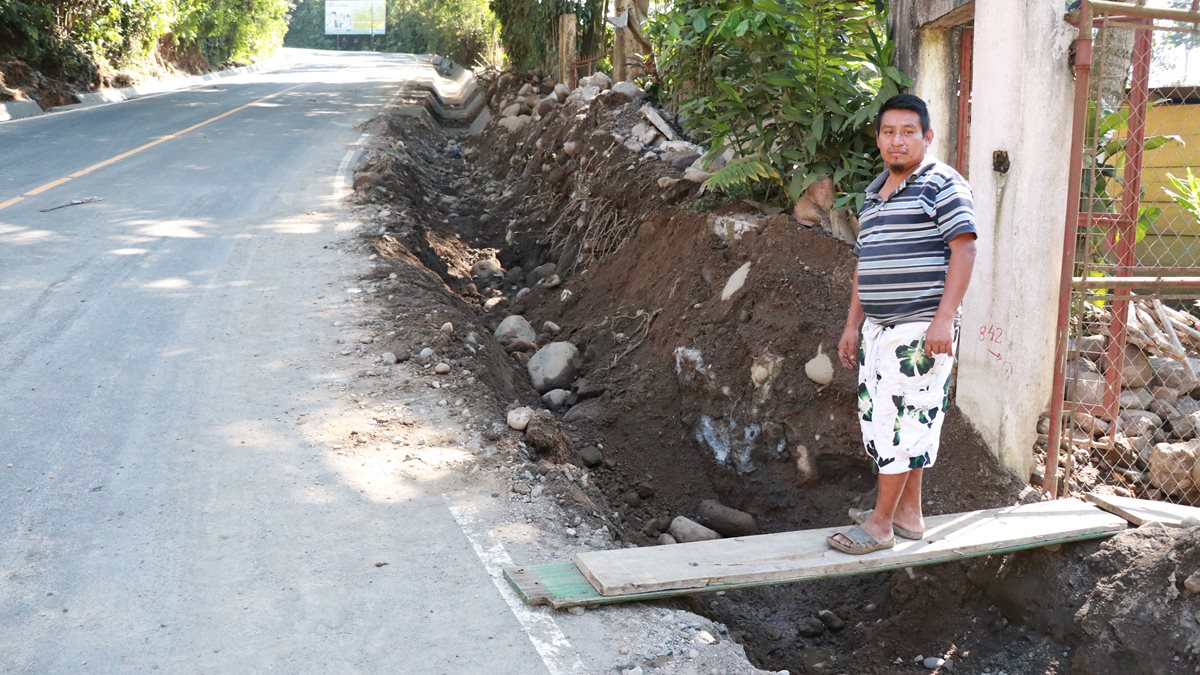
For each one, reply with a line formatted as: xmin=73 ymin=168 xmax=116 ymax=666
xmin=0 ymin=99 xmax=43 ymax=122
xmin=407 ymin=55 xmax=488 ymax=134
xmin=0 ymin=60 xmax=275 ymax=123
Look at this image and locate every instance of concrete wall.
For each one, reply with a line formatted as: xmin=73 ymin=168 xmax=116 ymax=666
xmin=954 ymin=0 xmax=1078 ymax=478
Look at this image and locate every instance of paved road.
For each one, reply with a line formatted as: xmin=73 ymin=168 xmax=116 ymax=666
xmin=0 ymin=50 xmax=560 ymax=673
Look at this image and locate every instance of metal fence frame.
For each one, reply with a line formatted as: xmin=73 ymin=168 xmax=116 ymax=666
xmin=1046 ymin=0 xmax=1200 ymax=501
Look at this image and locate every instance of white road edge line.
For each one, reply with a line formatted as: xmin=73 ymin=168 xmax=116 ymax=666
xmin=334 ymin=131 xmax=371 ymax=199
xmin=444 ymin=496 xmax=588 ymax=675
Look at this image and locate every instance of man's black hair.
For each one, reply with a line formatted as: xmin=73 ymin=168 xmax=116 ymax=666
xmin=875 ymin=93 xmax=932 ymax=134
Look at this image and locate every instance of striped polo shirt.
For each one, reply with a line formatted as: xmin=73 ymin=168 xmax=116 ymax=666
xmin=854 ymin=159 xmax=977 ymax=325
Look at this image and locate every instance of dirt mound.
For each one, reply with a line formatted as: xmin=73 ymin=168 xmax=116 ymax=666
xmin=0 ymin=60 xmax=78 ymax=108
xmin=354 ymin=78 xmax=1200 ymax=674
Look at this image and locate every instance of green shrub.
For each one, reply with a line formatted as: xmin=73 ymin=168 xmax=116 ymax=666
xmin=647 ymin=0 xmax=909 ymax=208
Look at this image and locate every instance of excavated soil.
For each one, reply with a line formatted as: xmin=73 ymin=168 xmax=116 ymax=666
xmin=351 ymin=76 xmax=1200 ymax=675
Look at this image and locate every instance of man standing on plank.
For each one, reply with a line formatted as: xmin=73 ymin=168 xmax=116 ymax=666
xmin=828 ymin=93 xmax=977 ymax=555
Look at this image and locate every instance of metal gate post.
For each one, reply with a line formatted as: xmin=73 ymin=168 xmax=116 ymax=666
xmin=1044 ymin=0 xmax=1094 ymax=497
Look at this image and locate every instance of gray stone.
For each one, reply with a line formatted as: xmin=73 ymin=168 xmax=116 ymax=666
xmin=669 ymin=516 xmax=721 ymax=543
xmin=434 ymin=362 xmax=451 ymax=374
xmin=498 ymin=116 xmax=531 ymax=133
xmin=683 ymin=167 xmax=711 ymax=184
xmin=563 ymin=141 xmax=580 ymax=157
xmin=1072 ymin=411 xmax=1110 ymax=437
xmin=527 ymin=342 xmax=582 ymax=393
xmin=612 ymin=80 xmax=645 ymax=99
xmin=507 ymin=407 xmax=535 ymax=431
xmin=1185 ymin=572 xmax=1200 ymax=594
xmin=796 ymin=617 xmax=826 ymax=637
xmin=817 ymin=609 xmax=844 ymax=631
xmin=501 ymin=102 xmax=521 ymax=118
xmin=542 ymin=321 xmax=561 ymax=335
xmin=1119 ymin=344 xmax=1156 ymax=388
xmin=494 ymin=315 xmax=537 ymax=347
xmin=1121 ymin=408 xmax=1167 ymax=440
xmin=471 ymin=258 xmax=503 ymax=281
xmin=1120 ymin=389 xmax=1145 ymax=409
xmin=1067 ymin=360 xmax=1106 ymax=407
xmin=563 ymin=398 xmax=605 ymax=424
xmin=924 ymin=657 xmax=946 ymax=670
xmin=656 ymin=533 xmax=677 ymax=545
xmin=553 ymin=83 xmax=570 ymax=101
xmin=662 ymin=150 xmax=702 ymax=170
xmin=535 ymin=96 xmax=557 ymax=117
xmin=1150 ymin=356 xmax=1200 ymax=390
xmin=541 ymin=388 xmax=576 ymax=410
xmin=573 ymin=377 xmax=606 ymax=399
xmin=529 ymin=263 xmax=558 ymax=286
xmin=517 ymin=83 xmax=533 ymax=96
xmin=512 ymin=482 xmax=531 ymax=495
xmin=697 ymin=499 xmax=759 ymax=537
xmin=503 ymin=266 xmax=525 ymax=285
xmin=380 ymin=352 xmax=398 ymax=365
xmin=1075 ymin=334 xmax=1107 ymax=361
xmin=568 ymin=85 xmax=600 ymax=104
xmin=593 ymin=71 xmax=612 ymax=89
xmin=1148 ymin=439 xmax=1200 ymax=498
xmin=579 ymin=445 xmax=602 ymax=466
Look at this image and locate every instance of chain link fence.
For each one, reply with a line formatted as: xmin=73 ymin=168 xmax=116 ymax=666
xmin=1044 ymin=2 xmax=1200 ymax=505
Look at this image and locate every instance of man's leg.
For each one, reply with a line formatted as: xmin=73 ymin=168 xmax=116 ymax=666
xmin=893 ymin=467 xmax=925 ymax=534
xmin=832 ymin=471 xmax=907 ymax=546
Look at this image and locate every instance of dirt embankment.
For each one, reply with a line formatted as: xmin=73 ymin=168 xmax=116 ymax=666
xmin=353 ymin=72 xmax=1200 ymax=675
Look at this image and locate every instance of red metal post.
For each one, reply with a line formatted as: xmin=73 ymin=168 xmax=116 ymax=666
xmin=1044 ymin=0 xmax=1094 ymax=497
xmin=1101 ymin=21 xmax=1153 ymax=423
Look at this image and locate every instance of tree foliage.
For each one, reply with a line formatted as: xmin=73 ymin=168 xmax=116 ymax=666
xmin=284 ymin=0 xmax=501 ymax=66
xmin=488 ymin=0 xmax=606 ymax=72
xmin=0 ymin=0 xmax=290 ymax=86
xmin=647 ymin=0 xmax=908 ymax=207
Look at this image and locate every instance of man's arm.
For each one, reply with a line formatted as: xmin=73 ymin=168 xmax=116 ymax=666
xmin=838 ymin=269 xmax=865 ymax=369
xmin=925 ymin=234 xmax=977 ymax=355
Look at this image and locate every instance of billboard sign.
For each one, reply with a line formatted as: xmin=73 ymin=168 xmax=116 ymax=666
xmin=325 ymin=0 xmax=386 ymax=35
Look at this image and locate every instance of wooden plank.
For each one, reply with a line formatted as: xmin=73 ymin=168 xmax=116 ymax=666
xmin=506 ymin=513 xmax=1124 ymax=609
xmin=1086 ymin=492 xmax=1200 ymax=527
xmin=575 ymin=499 xmax=1127 ymax=597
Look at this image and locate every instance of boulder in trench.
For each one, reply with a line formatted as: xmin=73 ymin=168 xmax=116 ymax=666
xmin=495 ymin=315 xmax=537 ymax=347
xmin=697 ymin=499 xmax=759 ymax=537
xmin=528 ymin=342 xmax=582 ymax=393
xmin=669 ymin=516 xmax=720 ymax=543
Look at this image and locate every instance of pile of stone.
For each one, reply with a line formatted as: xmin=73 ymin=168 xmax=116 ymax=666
xmin=489 ymin=71 xmax=732 ymax=189
xmin=1055 ymin=299 xmax=1200 ymax=501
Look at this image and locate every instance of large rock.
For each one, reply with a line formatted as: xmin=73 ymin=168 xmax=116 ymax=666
xmin=661 ymin=149 xmax=702 ymax=170
xmin=1147 ymin=440 xmax=1200 ymax=498
xmin=593 ymin=71 xmax=612 ymax=89
xmin=498 ymin=116 xmax=531 ymax=133
xmin=668 ymin=516 xmax=720 ymax=543
xmin=568 ymin=86 xmax=601 ymax=104
xmin=1074 ymin=334 xmax=1107 ymax=362
xmin=1119 ymin=409 xmax=1164 ymax=438
xmin=495 ymin=315 xmax=537 ymax=347
xmin=612 ymin=81 xmax=645 ymax=99
xmin=528 ymin=262 xmax=558 ymax=286
xmin=501 ymin=102 xmax=522 ymax=118
xmin=553 ymin=83 xmax=571 ymax=101
xmin=507 ymin=407 xmax=534 ymax=431
xmin=697 ymin=499 xmax=759 ymax=537
xmin=1116 ymin=344 xmax=1155 ymax=388
xmin=1150 ymin=356 xmax=1200 ymax=390
xmin=528 ymin=342 xmax=583 ymax=392
xmin=1067 ymin=359 xmax=1105 ymax=407
xmin=535 ymin=96 xmax=558 ymax=117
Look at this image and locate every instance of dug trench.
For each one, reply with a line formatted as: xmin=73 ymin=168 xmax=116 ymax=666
xmin=348 ymin=75 xmax=1200 ymax=674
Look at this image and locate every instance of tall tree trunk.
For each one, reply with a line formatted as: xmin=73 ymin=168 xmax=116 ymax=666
xmin=1088 ymin=1 xmax=1136 ymax=111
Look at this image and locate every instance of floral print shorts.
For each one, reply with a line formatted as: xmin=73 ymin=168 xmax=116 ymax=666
xmin=857 ymin=319 xmax=957 ymax=475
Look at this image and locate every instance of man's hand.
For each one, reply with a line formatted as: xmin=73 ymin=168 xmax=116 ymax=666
xmin=838 ymin=325 xmax=860 ymax=369
xmin=925 ymin=317 xmax=955 ymax=356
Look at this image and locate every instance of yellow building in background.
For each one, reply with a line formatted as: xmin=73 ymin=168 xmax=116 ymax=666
xmin=1141 ymin=86 xmax=1200 ymax=267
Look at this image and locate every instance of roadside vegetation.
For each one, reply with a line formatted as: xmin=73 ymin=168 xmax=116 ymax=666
xmin=0 ymin=0 xmax=291 ymax=89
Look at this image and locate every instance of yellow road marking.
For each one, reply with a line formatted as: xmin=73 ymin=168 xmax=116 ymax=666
xmin=0 ymin=84 xmax=304 ymax=213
